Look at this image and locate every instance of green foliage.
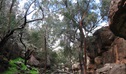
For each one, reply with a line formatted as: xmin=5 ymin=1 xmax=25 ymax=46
xmin=0 ymin=0 xmax=22 ymax=40
xmin=2 ymin=58 xmax=39 ymax=74
xmin=100 ymin=0 xmax=111 ymax=21
xmin=50 ymin=51 xmax=59 ymax=65
xmin=0 ymin=0 xmax=111 ymax=72
xmin=28 ymin=29 xmax=44 ymax=48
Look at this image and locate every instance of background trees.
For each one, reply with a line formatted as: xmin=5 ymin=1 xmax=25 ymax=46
xmin=0 ymin=0 xmax=111 ymax=73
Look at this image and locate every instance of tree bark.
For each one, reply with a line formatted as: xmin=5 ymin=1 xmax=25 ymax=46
xmin=44 ymin=29 xmax=47 ymax=74
xmin=79 ymin=21 xmax=87 ymax=74
xmin=84 ymin=37 xmax=87 ymax=74
xmin=79 ymin=50 xmax=84 ymax=74
xmin=114 ymin=45 xmax=119 ymax=63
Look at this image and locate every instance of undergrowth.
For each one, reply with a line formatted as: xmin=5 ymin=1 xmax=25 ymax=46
xmin=2 ymin=58 xmax=39 ymax=74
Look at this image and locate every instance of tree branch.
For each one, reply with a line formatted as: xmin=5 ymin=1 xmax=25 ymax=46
xmin=9 ymin=0 xmax=15 ymax=13
xmin=0 ymin=0 xmax=44 ymax=49
xmin=7 ymin=0 xmax=15 ymax=30
xmin=0 ymin=0 xmax=4 ymax=11
xmin=81 ymin=0 xmax=91 ymax=22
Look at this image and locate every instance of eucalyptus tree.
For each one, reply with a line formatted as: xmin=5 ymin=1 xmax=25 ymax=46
xmin=55 ymin=0 xmax=100 ymax=73
xmin=24 ymin=0 xmax=110 ymax=73
xmin=0 ymin=0 xmax=46 ymax=68
xmin=33 ymin=0 xmax=100 ymax=73
xmin=26 ymin=1 xmax=67 ymax=72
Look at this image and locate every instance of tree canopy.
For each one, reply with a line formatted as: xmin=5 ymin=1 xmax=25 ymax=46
xmin=0 ymin=0 xmax=111 ymax=74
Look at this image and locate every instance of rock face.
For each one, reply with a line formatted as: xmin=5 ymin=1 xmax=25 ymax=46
xmin=93 ymin=26 xmax=116 ymax=53
xmin=96 ymin=63 xmax=126 ymax=74
xmin=87 ymin=27 xmax=126 ymax=74
xmin=0 ymin=55 xmax=9 ymax=72
xmin=87 ymin=27 xmax=116 ymax=63
xmin=109 ymin=0 xmax=126 ymax=39
xmin=26 ymin=50 xmax=51 ymax=69
xmin=92 ymin=27 xmax=126 ymax=64
xmin=1 ymin=39 xmax=23 ymax=60
xmin=27 ymin=54 xmax=40 ymax=66
xmin=0 ymin=39 xmax=23 ymax=72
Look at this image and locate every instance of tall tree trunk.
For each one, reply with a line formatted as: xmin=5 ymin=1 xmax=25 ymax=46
xmin=79 ymin=50 xmax=84 ymax=74
xmin=78 ymin=0 xmax=91 ymax=73
xmin=84 ymin=38 xmax=87 ymax=74
xmin=79 ymin=21 xmax=87 ymax=74
xmin=69 ymin=53 xmax=73 ymax=73
xmin=44 ymin=30 xmax=47 ymax=74
xmin=19 ymin=32 xmax=27 ymax=65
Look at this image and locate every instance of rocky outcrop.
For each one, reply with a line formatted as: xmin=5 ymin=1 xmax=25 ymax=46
xmin=1 ymin=39 xmax=23 ymax=60
xmin=94 ymin=26 xmax=116 ymax=53
xmin=92 ymin=27 xmax=126 ymax=64
xmin=109 ymin=0 xmax=126 ymax=39
xmin=0 ymin=55 xmax=9 ymax=72
xmin=87 ymin=27 xmax=126 ymax=73
xmin=96 ymin=63 xmax=126 ymax=74
xmin=0 ymin=39 xmax=23 ymax=72
xmin=26 ymin=49 xmax=51 ymax=69
xmin=87 ymin=26 xmax=116 ymax=58
xmin=27 ymin=54 xmax=40 ymax=66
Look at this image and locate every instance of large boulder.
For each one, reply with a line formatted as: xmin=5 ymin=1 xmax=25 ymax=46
xmin=27 ymin=54 xmax=40 ymax=66
xmin=109 ymin=0 xmax=126 ymax=39
xmin=0 ymin=39 xmax=23 ymax=72
xmin=0 ymin=55 xmax=9 ymax=72
xmin=102 ymin=37 xmax=126 ymax=64
xmin=2 ymin=39 xmax=23 ymax=60
xmin=96 ymin=63 xmax=126 ymax=74
xmin=93 ymin=26 xmax=116 ymax=54
xmin=87 ymin=27 xmax=126 ymax=71
xmin=93 ymin=27 xmax=126 ymax=64
xmin=87 ymin=27 xmax=116 ymax=61
xmin=26 ymin=50 xmax=51 ymax=69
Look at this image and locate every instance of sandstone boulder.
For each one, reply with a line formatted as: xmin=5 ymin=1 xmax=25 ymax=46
xmin=96 ymin=63 xmax=126 ymax=74
xmin=109 ymin=0 xmax=126 ymax=39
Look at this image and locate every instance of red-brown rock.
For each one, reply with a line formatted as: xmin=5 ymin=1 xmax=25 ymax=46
xmin=109 ymin=0 xmax=126 ymax=39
